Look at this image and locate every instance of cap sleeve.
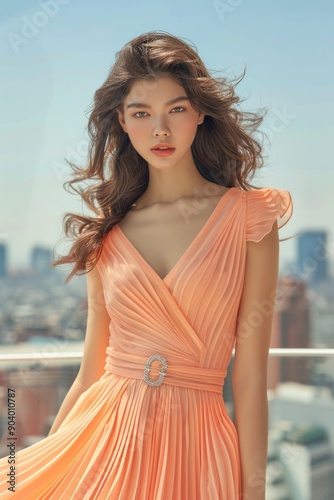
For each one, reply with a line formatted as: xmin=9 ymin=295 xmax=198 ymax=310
xmin=246 ymin=187 xmax=293 ymax=242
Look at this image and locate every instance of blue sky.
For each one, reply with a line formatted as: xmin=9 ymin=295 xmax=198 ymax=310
xmin=1 ymin=0 xmax=333 ymax=272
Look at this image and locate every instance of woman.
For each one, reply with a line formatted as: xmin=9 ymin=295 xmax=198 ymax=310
xmin=0 ymin=31 xmax=293 ymax=499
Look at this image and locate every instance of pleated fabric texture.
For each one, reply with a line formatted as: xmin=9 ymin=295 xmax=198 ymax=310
xmin=0 ymin=187 xmax=293 ymax=499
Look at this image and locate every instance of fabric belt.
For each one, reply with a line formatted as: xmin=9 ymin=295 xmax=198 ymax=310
xmin=105 ymin=347 xmax=227 ymax=394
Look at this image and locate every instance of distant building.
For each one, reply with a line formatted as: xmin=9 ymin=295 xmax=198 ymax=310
xmin=269 ymin=277 xmax=311 ymax=388
xmin=0 ymin=341 xmax=83 ymax=457
xmin=269 ymin=382 xmax=334 ymax=454
xmin=0 ymin=243 xmax=7 ymax=278
xmin=296 ymin=231 xmax=329 ymax=287
xmin=31 ymin=246 xmax=52 ymax=274
xmin=16 ymin=326 xmax=51 ymax=343
xmin=267 ymin=423 xmax=334 ymax=500
xmin=267 ymin=428 xmax=293 ymax=500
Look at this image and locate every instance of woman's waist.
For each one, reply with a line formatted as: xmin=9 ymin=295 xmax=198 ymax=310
xmin=104 ymin=347 xmax=228 ymax=394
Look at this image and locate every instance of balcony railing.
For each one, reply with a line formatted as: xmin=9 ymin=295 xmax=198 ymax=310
xmin=1 ymin=348 xmax=334 ymax=362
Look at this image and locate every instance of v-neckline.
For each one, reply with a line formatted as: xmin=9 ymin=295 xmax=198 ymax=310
xmin=115 ymin=187 xmax=237 ymax=284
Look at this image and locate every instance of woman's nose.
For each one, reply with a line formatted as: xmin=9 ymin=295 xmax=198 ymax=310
xmin=153 ymin=118 xmax=170 ymax=137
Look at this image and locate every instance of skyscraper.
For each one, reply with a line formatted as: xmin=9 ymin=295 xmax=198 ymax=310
xmin=296 ymin=231 xmax=329 ymax=287
xmin=269 ymin=276 xmax=311 ymax=388
xmin=31 ymin=246 xmax=53 ymax=274
xmin=0 ymin=243 xmax=7 ymax=278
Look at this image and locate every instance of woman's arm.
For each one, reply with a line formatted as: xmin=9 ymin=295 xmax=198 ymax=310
xmin=48 ymin=264 xmax=111 ymax=435
xmin=232 ymin=220 xmax=279 ymax=500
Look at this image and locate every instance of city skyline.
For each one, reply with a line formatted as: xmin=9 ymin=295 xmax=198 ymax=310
xmin=2 ymin=229 xmax=334 ymax=295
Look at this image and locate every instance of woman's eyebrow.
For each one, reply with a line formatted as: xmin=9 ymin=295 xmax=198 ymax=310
xmin=126 ymin=96 xmax=189 ymax=109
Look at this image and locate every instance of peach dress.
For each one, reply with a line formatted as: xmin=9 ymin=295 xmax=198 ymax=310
xmin=0 ymin=187 xmax=293 ymax=499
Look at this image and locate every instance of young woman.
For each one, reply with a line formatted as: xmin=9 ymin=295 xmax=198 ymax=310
xmin=0 ymin=31 xmax=293 ymax=499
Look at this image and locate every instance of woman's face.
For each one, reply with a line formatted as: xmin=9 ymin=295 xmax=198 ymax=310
xmin=117 ymin=76 xmax=204 ymax=170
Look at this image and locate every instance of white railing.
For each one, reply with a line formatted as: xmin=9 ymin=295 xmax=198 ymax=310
xmin=0 ymin=348 xmax=334 ymax=362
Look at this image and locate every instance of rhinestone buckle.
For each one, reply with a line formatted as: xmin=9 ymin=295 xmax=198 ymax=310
xmin=143 ymin=354 xmax=168 ymax=387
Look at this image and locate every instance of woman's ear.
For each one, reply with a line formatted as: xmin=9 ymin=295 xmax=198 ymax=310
xmin=197 ymin=112 xmax=205 ymax=125
xmin=117 ymin=109 xmax=128 ymax=133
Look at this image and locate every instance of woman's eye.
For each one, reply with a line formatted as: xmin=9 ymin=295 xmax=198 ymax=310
xmin=171 ymin=107 xmax=185 ymax=113
xmin=133 ymin=111 xmax=148 ymax=118
xmin=133 ymin=107 xmax=185 ymax=118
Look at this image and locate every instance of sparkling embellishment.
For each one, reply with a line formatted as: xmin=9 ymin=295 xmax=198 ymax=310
xmin=143 ymin=354 xmax=168 ymax=387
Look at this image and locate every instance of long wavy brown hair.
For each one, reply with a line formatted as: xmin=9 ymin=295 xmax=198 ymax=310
xmin=52 ymin=30 xmax=271 ymax=282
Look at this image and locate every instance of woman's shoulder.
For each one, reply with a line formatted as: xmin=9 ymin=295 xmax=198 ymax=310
xmin=243 ymin=186 xmax=293 ymax=243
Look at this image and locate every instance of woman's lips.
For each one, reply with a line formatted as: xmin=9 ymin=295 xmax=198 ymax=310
xmin=150 ymin=148 xmax=175 ymax=157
